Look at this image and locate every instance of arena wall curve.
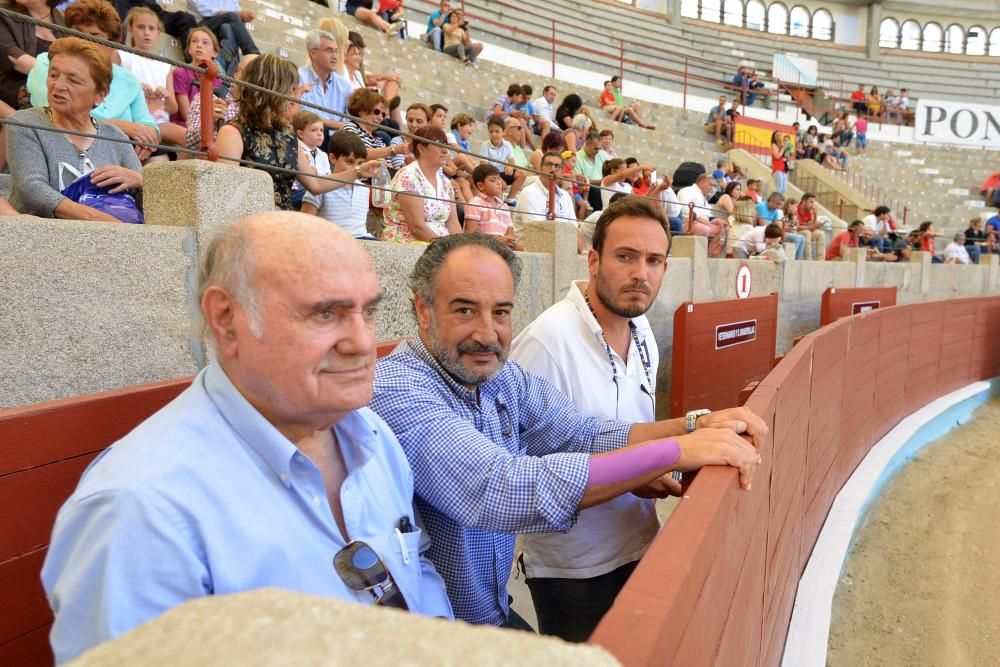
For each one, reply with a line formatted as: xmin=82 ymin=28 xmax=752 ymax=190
xmin=590 ymin=295 xmax=1000 ymax=666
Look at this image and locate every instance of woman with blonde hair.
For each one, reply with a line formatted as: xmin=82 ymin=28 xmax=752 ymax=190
xmin=216 ymin=54 xmax=353 ymax=210
xmin=727 ymin=197 xmax=758 ymax=256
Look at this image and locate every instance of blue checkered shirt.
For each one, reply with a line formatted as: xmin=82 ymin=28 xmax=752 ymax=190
xmin=370 ymin=337 xmax=632 ymax=626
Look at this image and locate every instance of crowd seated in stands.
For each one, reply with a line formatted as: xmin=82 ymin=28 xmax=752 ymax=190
xmin=441 ymin=8 xmax=480 ymax=67
xmin=383 ymin=124 xmax=459 ymax=242
xmin=7 ymin=36 xmax=144 ymax=221
xmin=965 ymin=217 xmax=994 ymax=264
xmin=423 ymin=0 xmax=449 ymax=51
xmin=704 ymin=94 xmax=732 ymax=145
xmin=343 ymin=0 xmax=405 ymax=36
xmin=345 ymin=31 xmax=403 ymax=131
xmin=598 ymin=77 xmax=653 ymax=130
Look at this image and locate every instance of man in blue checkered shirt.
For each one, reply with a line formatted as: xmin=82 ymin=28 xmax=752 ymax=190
xmin=370 ymin=232 xmax=765 ymax=629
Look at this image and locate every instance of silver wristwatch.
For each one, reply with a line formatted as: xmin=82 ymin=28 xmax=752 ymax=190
xmin=685 ymin=409 xmax=711 ymax=433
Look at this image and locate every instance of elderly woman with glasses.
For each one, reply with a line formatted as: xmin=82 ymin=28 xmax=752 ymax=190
xmin=6 ymin=37 xmax=143 ymax=221
xmin=216 ymin=54 xmax=359 ymax=210
xmin=340 ymin=87 xmax=405 ymax=161
xmin=382 ymin=125 xmax=460 ymax=243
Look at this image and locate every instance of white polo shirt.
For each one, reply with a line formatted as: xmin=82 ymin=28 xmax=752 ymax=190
xmin=677 ymin=183 xmax=708 ymax=220
xmin=512 ymin=178 xmax=576 ymax=242
xmin=510 ymin=281 xmax=660 ymax=579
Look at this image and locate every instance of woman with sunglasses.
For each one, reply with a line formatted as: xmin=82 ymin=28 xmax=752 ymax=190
xmin=339 ymin=87 xmax=405 ymax=161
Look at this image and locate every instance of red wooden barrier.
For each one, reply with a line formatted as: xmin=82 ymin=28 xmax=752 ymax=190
xmin=0 ymin=340 xmax=405 ymax=667
xmin=670 ymin=294 xmax=779 ymax=418
xmin=820 ymin=286 xmax=898 ymax=325
xmin=592 ymin=296 xmax=1000 ymax=666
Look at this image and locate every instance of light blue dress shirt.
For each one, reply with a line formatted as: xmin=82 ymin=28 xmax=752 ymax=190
xmin=298 ymin=65 xmax=353 ymax=125
xmin=41 ymin=362 xmax=452 ymax=664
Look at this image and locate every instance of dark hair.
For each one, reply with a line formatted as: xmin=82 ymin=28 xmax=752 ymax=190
xmin=542 ymin=85 xmax=555 ymax=94
xmin=327 ymin=130 xmax=368 ymax=159
xmin=602 ymin=158 xmax=625 ymax=177
xmin=599 ymin=128 xmax=614 ymax=138
xmin=611 ymin=75 xmax=621 ymax=83
xmin=411 ymin=125 xmax=448 ymax=159
xmin=591 ymin=196 xmax=671 ymax=254
xmin=521 ymin=84 xmax=533 ymax=96
xmin=608 ymin=192 xmax=629 ymax=206
xmin=410 ymin=234 xmax=523 ymax=309
xmin=919 ymin=221 xmax=933 ymax=232
xmin=555 ymin=94 xmax=583 ymax=119
xmin=347 ymin=87 xmax=386 ymax=117
xmin=347 ymin=30 xmax=365 ymax=49
xmin=540 ymin=150 xmax=563 ymax=166
xmin=472 ymin=163 xmax=499 ymax=185
xmin=486 ymin=114 xmax=505 ymax=130
xmin=430 ymin=103 xmax=448 ymax=115
xmin=65 ymin=0 xmax=122 ymax=40
xmin=506 ymin=83 xmax=523 ymax=97
xmin=849 ymin=220 xmax=864 ymax=230
xmin=801 ymin=192 xmax=816 ymax=203
xmin=625 ymin=157 xmax=638 ymax=167
xmin=724 ymin=181 xmax=741 ymax=197
xmin=873 ymin=205 xmax=891 ymax=216
xmin=747 ymin=178 xmax=760 ymax=187
xmin=764 ymin=223 xmax=784 ymax=239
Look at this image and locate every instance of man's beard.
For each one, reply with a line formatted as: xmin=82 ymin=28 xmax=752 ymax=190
xmin=595 ymin=271 xmax=653 ymax=319
xmin=427 ymin=317 xmax=507 ymax=386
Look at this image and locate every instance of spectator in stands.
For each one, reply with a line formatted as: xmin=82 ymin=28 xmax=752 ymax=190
xmin=375 ymin=0 xmax=407 ymax=38
xmin=678 ymin=174 xmax=726 ymax=256
xmin=710 ymin=159 xmax=728 ymax=189
xmin=853 ymin=114 xmax=868 ymax=155
xmin=825 ymin=219 xmax=863 ymax=260
xmin=316 ymin=16 xmax=350 ymax=77
xmin=382 ymin=125 xmax=460 ymax=242
xmin=515 ymin=84 xmax=543 ymax=140
xmin=987 ymin=208 xmax=1000 ymax=238
xmin=857 ymin=226 xmax=898 ymax=262
xmin=370 ymin=231 xmax=764 ymax=628
xmin=479 ymin=115 xmax=526 ymax=203
xmin=657 ymin=173 xmax=683 ymax=234
xmin=745 ymin=178 xmax=762 ymax=203
xmin=867 ymin=86 xmax=883 ymax=120
xmin=442 ymin=8 xmax=481 ymax=66
xmin=965 ymin=217 xmax=991 ymax=263
xmin=816 ymin=134 xmax=846 ymax=170
xmin=512 ymin=150 xmax=576 ymax=243
xmin=770 ymin=131 xmax=788 ymax=194
xmin=980 ymin=172 xmax=1000 ymax=207
xmin=795 ymin=193 xmax=826 ymax=260
xmin=503 ymin=116 xmax=531 ymax=167
xmin=573 ymin=131 xmax=610 ymax=212
xmin=801 ymin=124 xmax=819 ymax=159
xmin=704 ymin=94 xmax=732 ymax=145
xmin=339 ymin=87 xmax=402 ymax=160
xmin=610 ymin=74 xmax=652 ymax=128
xmin=187 ymin=0 xmax=260 ymax=69
xmin=599 ymin=158 xmax=652 ymax=210
xmin=713 ymin=180 xmax=741 ymax=225
xmin=290 ymin=109 xmax=326 ymax=209
xmin=27 ymin=1 xmax=159 ymax=161
xmin=893 ymin=230 xmax=918 ymax=262
xmin=424 ymin=0 xmax=449 ymax=51
xmin=553 ymin=92 xmax=585 ymax=149
xmin=0 ymin=0 xmax=64 ymax=118
xmin=444 ymin=111 xmax=476 ymax=201
xmin=388 ymin=102 xmax=426 ymax=169
xmin=343 ymin=0 xmax=405 ymax=35
xmin=487 ymin=83 xmax=524 ymax=122
xmin=345 ymin=32 xmax=403 ymax=134
xmin=917 ymin=220 xmax=943 ymax=263
xmin=883 ymin=89 xmax=900 ymax=122
xmin=300 ymin=130 xmax=381 ymax=239
xmin=298 ymin=29 xmax=352 ymax=140
xmin=599 ymin=128 xmax=616 ymax=158
xmin=735 ymin=222 xmax=785 ymax=262
xmin=529 ymin=129 xmax=565 ymax=170
xmin=181 ymin=51 xmax=250 ymax=154
xmin=860 ymin=205 xmax=894 ymax=254
xmin=897 ymin=88 xmax=911 ymax=122
xmin=170 ymin=26 xmax=222 ymax=129
xmin=944 ymin=232 xmax=972 ymax=265
xmin=832 ymin=111 xmax=853 ymax=147
xmin=117 ymin=7 xmax=188 ymax=151
xmin=464 ymin=163 xmax=520 ymax=249
xmin=625 ymin=157 xmax=653 ymax=197
xmin=560 ymin=150 xmax=588 ymax=220
xmin=7 ymin=37 xmax=143 ymax=220
xmin=217 ymin=55 xmax=349 ymax=210
xmin=850 ymin=83 xmax=867 ymax=115
xmin=727 ymin=197 xmax=757 ymax=254
xmin=778 ymin=197 xmax=806 ymax=261
xmin=42 ymin=213 xmax=455 ymax=664
xmin=534 ymin=84 xmax=556 ymax=132
xmin=755 ymin=191 xmax=783 ymax=226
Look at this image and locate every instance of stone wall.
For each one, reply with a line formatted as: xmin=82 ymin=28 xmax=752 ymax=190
xmin=2 ymin=161 xmax=998 ymax=410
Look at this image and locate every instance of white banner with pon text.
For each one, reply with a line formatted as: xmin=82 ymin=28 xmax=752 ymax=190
xmin=915 ymin=98 xmax=1000 ymax=149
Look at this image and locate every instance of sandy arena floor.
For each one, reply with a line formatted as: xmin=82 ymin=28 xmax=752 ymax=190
xmin=827 ymin=399 xmax=1000 ymax=666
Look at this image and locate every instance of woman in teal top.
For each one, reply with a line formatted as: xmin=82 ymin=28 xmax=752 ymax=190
xmin=26 ymin=0 xmax=158 ymax=160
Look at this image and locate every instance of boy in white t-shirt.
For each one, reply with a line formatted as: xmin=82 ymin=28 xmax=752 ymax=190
xmin=299 ymin=125 xmax=382 ymax=240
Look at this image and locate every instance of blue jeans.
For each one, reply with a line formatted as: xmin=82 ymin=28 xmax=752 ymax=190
xmin=968 ymin=245 xmax=982 ymax=264
xmin=668 ymin=215 xmax=684 ymax=235
xmin=786 ymin=232 xmax=805 ymax=260
xmin=774 ymin=170 xmax=788 ymax=194
xmin=426 ymin=27 xmax=443 ymax=50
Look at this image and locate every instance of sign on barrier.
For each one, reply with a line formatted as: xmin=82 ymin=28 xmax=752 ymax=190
xmin=735 ymin=263 xmax=753 ymax=299
xmin=821 ymin=287 xmax=897 ymax=325
xmin=670 ymin=293 xmax=778 ymax=418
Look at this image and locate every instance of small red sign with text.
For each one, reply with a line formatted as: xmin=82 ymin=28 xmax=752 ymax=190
xmin=715 ymin=320 xmax=758 ymax=350
xmin=851 ymin=300 xmax=881 ymax=314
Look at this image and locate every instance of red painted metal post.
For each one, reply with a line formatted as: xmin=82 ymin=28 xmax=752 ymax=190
xmin=682 ymin=57 xmax=688 ymax=112
xmin=838 ymin=198 xmax=844 ymax=219
xmin=551 ymin=20 xmax=556 ymax=79
xmin=903 ymin=206 xmax=908 ymax=227
xmin=687 ymin=202 xmax=695 ymax=233
xmin=198 ymin=58 xmax=219 ymax=161
xmin=546 ymin=174 xmax=556 ymax=221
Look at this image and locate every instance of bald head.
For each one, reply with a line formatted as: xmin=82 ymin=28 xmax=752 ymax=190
xmin=200 ymin=211 xmax=382 ymax=439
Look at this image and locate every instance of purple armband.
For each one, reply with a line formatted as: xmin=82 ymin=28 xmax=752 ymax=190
xmin=587 ymin=438 xmax=682 ymax=489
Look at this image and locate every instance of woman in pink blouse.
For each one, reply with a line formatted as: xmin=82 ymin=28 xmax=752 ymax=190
xmin=382 ymin=125 xmax=460 ymax=242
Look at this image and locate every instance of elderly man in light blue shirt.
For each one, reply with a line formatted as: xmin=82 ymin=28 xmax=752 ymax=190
xmin=41 ymin=213 xmax=452 ymax=664
xmin=299 ymin=30 xmax=354 ymax=138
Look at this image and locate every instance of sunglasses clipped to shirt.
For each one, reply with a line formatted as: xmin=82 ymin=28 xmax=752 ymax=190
xmin=333 ymin=540 xmax=409 ymax=610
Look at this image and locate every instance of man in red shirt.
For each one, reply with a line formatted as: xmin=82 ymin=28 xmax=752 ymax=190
xmin=826 ymin=220 xmax=863 ymax=260
xmin=850 ymin=84 xmax=867 ymax=115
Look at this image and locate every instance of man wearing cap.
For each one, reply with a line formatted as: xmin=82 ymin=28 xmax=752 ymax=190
xmin=42 ymin=214 xmax=452 ymax=664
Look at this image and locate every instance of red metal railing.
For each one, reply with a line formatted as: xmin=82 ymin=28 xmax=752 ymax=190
xmin=198 ymin=58 xmax=219 ymax=162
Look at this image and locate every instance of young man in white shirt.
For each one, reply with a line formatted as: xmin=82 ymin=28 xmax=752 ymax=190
xmin=511 ymin=196 xmax=686 ymax=641
xmin=513 ymin=150 xmax=577 ymax=247
xmin=300 ymin=130 xmax=382 ymax=239
xmin=534 ymin=84 xmax=557 ymax=126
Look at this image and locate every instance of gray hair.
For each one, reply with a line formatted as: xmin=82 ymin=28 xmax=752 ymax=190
xmin=409 ymin=234 xmax=523 ymax=309
xmin=954 ymin=232 xmax=965 ymax=241
xmin=198 ymin=225 xmax=263 ymax=339
xmin=305 ymin=29 xmax=336 ymax=52
xmin=768 ymin=191 xmax=785 ymax=204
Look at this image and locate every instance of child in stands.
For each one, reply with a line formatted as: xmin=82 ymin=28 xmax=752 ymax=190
xmin=300 ymin=130 xmax=382 ymax=239
xmin=853 ymin=115 xmax=868 ymax=155
xmin=291 ymin=110 xmax=330 ymax=210
xmin=464 ymin=164 xmax=521 ymax=249
xmin=171 ymin=27 xmax=223 ymax=127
